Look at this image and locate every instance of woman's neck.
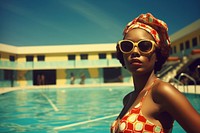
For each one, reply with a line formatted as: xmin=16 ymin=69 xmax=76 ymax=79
xmin=132 ymin=70 xmax=157 ymax=92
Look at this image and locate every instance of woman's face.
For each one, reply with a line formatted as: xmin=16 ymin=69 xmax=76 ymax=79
xmin=123 ymin=28 xmax=157 ymax=75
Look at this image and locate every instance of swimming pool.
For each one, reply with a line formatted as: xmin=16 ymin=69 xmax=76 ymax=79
xmin=0 ymin=86 xmax=199 ymax=133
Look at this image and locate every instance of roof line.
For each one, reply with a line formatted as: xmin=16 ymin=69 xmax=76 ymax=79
xmin=170 ymin=19 xmax=200 ymax=42
xmin=0 ymin=43 xmax=116 ymax=54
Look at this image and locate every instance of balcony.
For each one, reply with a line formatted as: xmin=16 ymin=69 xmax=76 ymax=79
xmin=0 ymin=59 xmax=121 ymax=70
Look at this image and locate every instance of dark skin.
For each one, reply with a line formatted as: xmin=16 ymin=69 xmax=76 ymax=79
xmin=117 ymin=28 xmax=200 ymax=132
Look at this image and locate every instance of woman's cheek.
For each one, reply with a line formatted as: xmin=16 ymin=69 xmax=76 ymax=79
xmin=123 ymin=54 xmax=130 ymax=68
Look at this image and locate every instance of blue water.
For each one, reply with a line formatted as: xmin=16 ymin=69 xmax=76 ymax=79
xmin=0 ymin=87 xmax=199 ymax=133
xmin=173 ymin=93 xmax=200 ymax=133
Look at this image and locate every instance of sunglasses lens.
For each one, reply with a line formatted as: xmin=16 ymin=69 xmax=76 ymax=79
xmin=120 ymin=41 xmax=133 ymax=52
xmin=138 ymin=41 xmax=153 ymax=52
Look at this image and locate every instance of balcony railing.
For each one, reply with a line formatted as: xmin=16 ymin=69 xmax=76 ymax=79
xmin=0 ymin=59 xmax=121 ymax=70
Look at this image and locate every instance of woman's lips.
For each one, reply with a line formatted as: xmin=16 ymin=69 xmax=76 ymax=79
xmin=130 ymin=59 xmax=142 ymax=66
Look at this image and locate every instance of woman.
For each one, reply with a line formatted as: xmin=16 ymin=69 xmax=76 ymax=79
xmin=110 ymin=13 xmax=200 ymax=133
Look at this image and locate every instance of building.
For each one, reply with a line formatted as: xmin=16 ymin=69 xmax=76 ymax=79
xmin=0 ymin=19 xmax=200 ymax=87
xmin=170 ymin=19 xmax=200 ymax=58
xmin=0 ymin=43 xmax=131 ymax=87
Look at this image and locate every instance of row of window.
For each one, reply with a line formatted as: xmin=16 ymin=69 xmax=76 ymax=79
xmin=2 ymin=53 xmax=117 ymax=62
xmin=68 ymin=53 xmax=116 ymax=60
xmin=1 ymin=35 xmax=199 ymax=63
xmin=171 ymin=37 xmax=198 ymax=54
xmin=8 ymin=55 xmax=45 ymax=62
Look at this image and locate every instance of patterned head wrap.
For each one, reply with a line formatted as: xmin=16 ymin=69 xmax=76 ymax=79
xmin=123 ymin=13 xmax=170 ymax=48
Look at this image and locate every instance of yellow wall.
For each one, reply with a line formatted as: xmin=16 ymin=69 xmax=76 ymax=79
xmin=46 ymin=53 xmax=67 ymax=61
xmin=172 ymin=30 xmax=199 ymax=47
xmin=0 ymin=52 xmax=17 ymax=61
xmin=17 ymin=70 xmax=28 ymax=86
xmin=88 ymin=53 xmax=98 ymax=60
xmin=88 ymin=68 xmax=99 ymax=78
xmin=0 ymin=51 xmax=115 ymax=63
xmin=107 ymin=53 xmax=112 ymax=60
xmin=171 ymin=29 xmax=200 ymax=54
xmin=56 ymin=69 xmax=67 ymax=85
xmin=76 ymin=54 xmax=81 ymax=60
xmin=17 ymin=55 xmax=25 ymax=62
xmin=10 ymin=53 xmax=69 ymax=62
xmin=0 ymin=52 xmax=9 ymax=61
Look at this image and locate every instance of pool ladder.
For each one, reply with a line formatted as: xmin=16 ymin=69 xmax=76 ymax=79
xmin=170 ymin=73 xmax=197 ymax=93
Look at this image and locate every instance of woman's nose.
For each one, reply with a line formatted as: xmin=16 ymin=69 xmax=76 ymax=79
xmin=131 ymin=46 xmax=140 ymax=57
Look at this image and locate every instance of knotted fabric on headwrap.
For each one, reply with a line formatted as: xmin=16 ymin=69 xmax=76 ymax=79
xmin=123 ymin=13 xmax=170 ymax=48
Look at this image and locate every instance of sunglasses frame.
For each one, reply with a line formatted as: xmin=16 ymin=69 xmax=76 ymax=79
xmin=118 ymin=39 xmax=156 ymax=54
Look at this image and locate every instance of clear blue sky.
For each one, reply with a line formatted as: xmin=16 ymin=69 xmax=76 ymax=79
xmin=0 ymin=0 xmax=199 ymax=46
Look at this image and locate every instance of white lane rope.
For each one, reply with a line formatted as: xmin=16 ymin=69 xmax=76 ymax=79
xmin=54 ymin=113 xmax=118 ymax=131
xmin=41 ymin=92 xmax=59 ymax=112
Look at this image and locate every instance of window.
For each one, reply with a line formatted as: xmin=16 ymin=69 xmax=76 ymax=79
xmin=111 ymin=53 xmax=116 ymax=58
xmin=192 ymin=37 xmax=197 ymax=47
xmin=37 ymin=55 xmax=45 ymax=61
xmin=169 ymin=47 xmax=173 ymax=55
xmin=185 ymin=40 xmax=190 ymax=49
xmin=173 ymin=46 xmax=177 ymax=54
xmin=180 ymin=43 xmax=184 ymax=51
xmin=9 ymin=55 xmax=15 ymax=62
xmin=68 ymin=54 xmax=75 ymax=60
xmin=99 ymin=53 xmax=106 ymax=59
xmin=4 ymin=70 xmax=13 ymax=80
xmin=80 ymin=54 xmax=88 ymax=60
xmin=26 ymin=55 xmax=34 ymax=62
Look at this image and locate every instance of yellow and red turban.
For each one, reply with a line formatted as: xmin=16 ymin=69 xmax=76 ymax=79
xmin=123 ymin=13 xmax=170 ymax=48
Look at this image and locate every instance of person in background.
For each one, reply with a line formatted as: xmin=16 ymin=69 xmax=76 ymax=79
xmin=41 ymin=74 xmax=45 ymax=85
xmin=37 ymin=74 xmax=41 ymax=85
xmin=80 ymin=73 xmax=86 ymax=85
xmin=70 ymin=72 xmax=76 ymax=85
xmin=110 ymin=13 xmax=200 ymax=133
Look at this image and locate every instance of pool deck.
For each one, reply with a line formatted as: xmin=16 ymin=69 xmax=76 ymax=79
xmin=0 ymin=83 xmax=132 ymax=94
xmin=0 ymin=83 xmax=200 ymax=95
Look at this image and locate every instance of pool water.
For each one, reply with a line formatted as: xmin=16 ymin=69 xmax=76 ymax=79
xmin=173 ymin=93 xmax=200 ymax=133
xmin=0 ymin=87 xmax=199 ymax=133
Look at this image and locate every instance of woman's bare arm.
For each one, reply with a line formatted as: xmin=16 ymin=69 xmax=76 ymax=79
xmin=155 ymin=82 xmax=200 ymax=133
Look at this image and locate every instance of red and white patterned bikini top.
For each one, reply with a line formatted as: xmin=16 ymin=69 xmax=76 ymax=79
xmin=110 ymin=79 xmax=172 ymax=133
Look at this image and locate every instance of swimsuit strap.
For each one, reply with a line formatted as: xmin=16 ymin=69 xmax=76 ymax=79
xmin=140 ymin=78 xmax=158 ymax=104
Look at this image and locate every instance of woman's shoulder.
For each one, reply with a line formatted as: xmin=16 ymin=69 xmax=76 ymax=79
xmin=153 ymin=79 xmax=178 ymax=93
xmin=151 ymin=79 xmax=181 ymax=104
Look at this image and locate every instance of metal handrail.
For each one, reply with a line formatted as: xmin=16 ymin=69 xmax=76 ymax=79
xmin=169 ymin=78 xmax=185 ymax=92
xmin=178 ymin=73 xmax=197 ymax=93
xmin=157 ymin=65 xmax=173 ymax=78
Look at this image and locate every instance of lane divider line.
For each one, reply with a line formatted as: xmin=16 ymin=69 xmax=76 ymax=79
xmin=54 ymin=113 xmax=118 ymax=131
xmin=41 ymin=93 xmax=59 ymax=112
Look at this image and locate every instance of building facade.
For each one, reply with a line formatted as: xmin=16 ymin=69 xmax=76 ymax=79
xmin=0 ymin=19 xmax=200 ymax=88
xmin=0 ymin=43 xmax=132 ymax=87
xmin=170 ymin=19 xmax=200 ymax=57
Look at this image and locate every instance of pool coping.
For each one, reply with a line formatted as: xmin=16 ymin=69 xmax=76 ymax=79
xmin=0 ymin=83 xmax=132 ymax=94
xmin=0 ymin=84 xmax=200 ymax=94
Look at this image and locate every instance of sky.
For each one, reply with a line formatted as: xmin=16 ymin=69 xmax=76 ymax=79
xmin=0 ymin=0 xmax=200 ymax=46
